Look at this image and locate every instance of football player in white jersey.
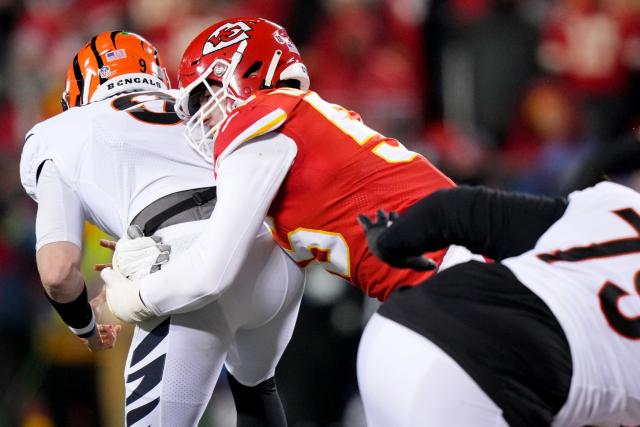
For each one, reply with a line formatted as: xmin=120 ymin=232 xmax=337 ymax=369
xmin=358 ymin=182 xmax=640 ymax=427
xmin=20 ymin=31 xmax=304 ymax=427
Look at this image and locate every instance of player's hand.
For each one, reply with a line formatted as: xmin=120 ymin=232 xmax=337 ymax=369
xmin=101 ymin=268 xmax=153 ymax=323
xmin=112 ymin=225 xmax=171 ymax=280
xmin=358 ymin=209 xmax=437 ymax=271
xmin=80 ymin=324 xmax=122 ymax=352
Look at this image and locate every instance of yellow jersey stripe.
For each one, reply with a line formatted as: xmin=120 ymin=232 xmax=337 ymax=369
xmin=242 ymin=112 xmax=288 ymax=143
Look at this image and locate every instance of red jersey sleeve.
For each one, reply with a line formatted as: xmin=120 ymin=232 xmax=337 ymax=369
xmin=213 ymin=89 xmax=305 ymax=170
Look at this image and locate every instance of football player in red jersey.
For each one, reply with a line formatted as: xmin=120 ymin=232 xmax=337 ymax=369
xmin=101 ymin=17 xmax=472 ymax=322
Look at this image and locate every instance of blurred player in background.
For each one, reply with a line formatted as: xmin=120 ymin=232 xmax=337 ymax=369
xmin=102 ymin=17 xmax=473 ymax=325
xmin=358 ymin=183 xmax=640 ymax=426
xmin=20 ymin=31 xmax=304 ymax=427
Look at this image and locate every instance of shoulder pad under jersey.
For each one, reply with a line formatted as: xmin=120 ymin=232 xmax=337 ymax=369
xmin=20 ymin=102 xmax=104 ymax=201
xmin=20 ymin=125 xmax=46 ymax=201
xmin=213 ymin=88 xmax=306 ymax=166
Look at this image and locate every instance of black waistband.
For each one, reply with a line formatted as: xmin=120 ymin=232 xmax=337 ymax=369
xmin=131 ymin=187 xmax=217 ymax=236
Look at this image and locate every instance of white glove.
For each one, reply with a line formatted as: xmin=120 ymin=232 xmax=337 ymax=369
xmin=101 ymin=268 xmax=153 ymax=323
xmin=113 ymin=225 xmax=171 ymax=280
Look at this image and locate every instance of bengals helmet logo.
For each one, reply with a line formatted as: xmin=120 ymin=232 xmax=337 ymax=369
xmin=203 ymin=22 xmax=252 ymax=55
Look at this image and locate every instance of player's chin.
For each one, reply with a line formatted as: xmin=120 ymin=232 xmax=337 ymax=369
xmin=204 ymin=112 xmax=223 ymax=129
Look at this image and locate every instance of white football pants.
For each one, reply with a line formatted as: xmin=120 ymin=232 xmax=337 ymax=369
xmin=357 ymin=313 xmax=509 ymax=427
xmin=123 ymin=220 xmax=305 ymax=426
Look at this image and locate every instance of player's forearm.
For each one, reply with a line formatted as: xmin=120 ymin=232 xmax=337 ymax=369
xmin=34 ymin=159 xmax=85 ymax=301
xmin=139 ymin=135 xmax=297 ymax=315
xmin=36 ymin=241 xmax=84 ymax=301
xmin=378 ymin=186 xmax=568 ymax=262
xmin=36 ymin=242 xmax=95 ymax=337
xmin=32 ymin=160 xmax=95 ymax=335
xmin=139 ymin=209 xmax=265 ymax=315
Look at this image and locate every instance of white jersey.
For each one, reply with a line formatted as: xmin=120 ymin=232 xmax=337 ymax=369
xmin=19 ymin=90 xmax=305 ymax=425
xmin=503 ymin=182 xmax=640 ymax=426
xmin=20 ymin=89 xmax=212 ymax=238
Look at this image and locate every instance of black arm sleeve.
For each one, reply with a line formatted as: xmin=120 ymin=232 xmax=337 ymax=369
xmin=377 ymin=186 xmax=568 ymax=262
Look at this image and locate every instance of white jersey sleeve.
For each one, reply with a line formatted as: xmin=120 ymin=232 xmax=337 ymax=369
xmin=20 ymin=89 xmax=216 ymax=239
xmin=138 ymin=132 xmax=297 ymax=315
xmin=21 ymin=126 xmax=51 ymax=202
xmin=35 ymin=160 xmax=84 ymax=251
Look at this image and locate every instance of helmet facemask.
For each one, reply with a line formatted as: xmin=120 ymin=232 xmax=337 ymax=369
xmin=177 ymin=40 xmax=248 ymax=163
xmin=176 ymin=18 xmax=311 ymax=163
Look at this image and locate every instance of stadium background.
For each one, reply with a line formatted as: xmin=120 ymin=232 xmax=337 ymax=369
xmin=0 ymin=0 xmax=639 ymax=426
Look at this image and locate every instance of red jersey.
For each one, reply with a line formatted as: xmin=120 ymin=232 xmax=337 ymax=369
xmin=214 ymin=88 xmax=455 ymax=300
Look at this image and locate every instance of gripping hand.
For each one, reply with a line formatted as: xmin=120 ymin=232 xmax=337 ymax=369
xmin=112 ymin=225 xmax=171 ymax=280
xmin=358 ymin=209 xmax=437 ymax=272
xmin=101 ymin=268 xmax=153 ymax=323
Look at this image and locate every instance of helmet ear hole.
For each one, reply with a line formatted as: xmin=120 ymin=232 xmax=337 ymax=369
xmin=242 ymin=61 xmax=263 ymax=78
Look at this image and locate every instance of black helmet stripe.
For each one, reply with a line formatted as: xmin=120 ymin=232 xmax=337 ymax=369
xmin=90 ymin=35 xmax=107 ymax=84
xmin=72 ymin=54 xmax=84 ymax=102
xmin=110 ymin=31 xmax=119 ymax=48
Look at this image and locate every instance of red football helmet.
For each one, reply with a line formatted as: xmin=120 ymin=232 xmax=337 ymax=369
xmin=175 ymin=17 xmax=309 ymax=160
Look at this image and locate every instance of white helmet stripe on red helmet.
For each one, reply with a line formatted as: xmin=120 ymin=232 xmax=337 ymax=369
xmin=264 ymin=50 xmax=283 ymax=88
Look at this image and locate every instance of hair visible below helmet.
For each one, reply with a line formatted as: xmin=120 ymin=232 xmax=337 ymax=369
xmin=61 ymin=31 xmax=170 ymax=111
xmin=174 ymin=17 xmax=310 ymax=161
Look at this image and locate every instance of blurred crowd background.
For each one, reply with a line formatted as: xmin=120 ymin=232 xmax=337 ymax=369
xmin=1 ymin=0 xmax=640 ymax=426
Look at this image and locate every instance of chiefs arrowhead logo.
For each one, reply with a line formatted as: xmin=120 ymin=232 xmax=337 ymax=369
xmin=203 ymin=22 xmax=252 ymax=55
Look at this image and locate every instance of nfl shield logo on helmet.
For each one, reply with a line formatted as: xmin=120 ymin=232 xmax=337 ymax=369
xmin=99 ymin=66 xmax=111 ymax=79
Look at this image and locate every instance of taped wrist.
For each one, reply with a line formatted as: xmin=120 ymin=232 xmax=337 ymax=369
xmin=45 ymin=284 xmax=96 ymax=338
